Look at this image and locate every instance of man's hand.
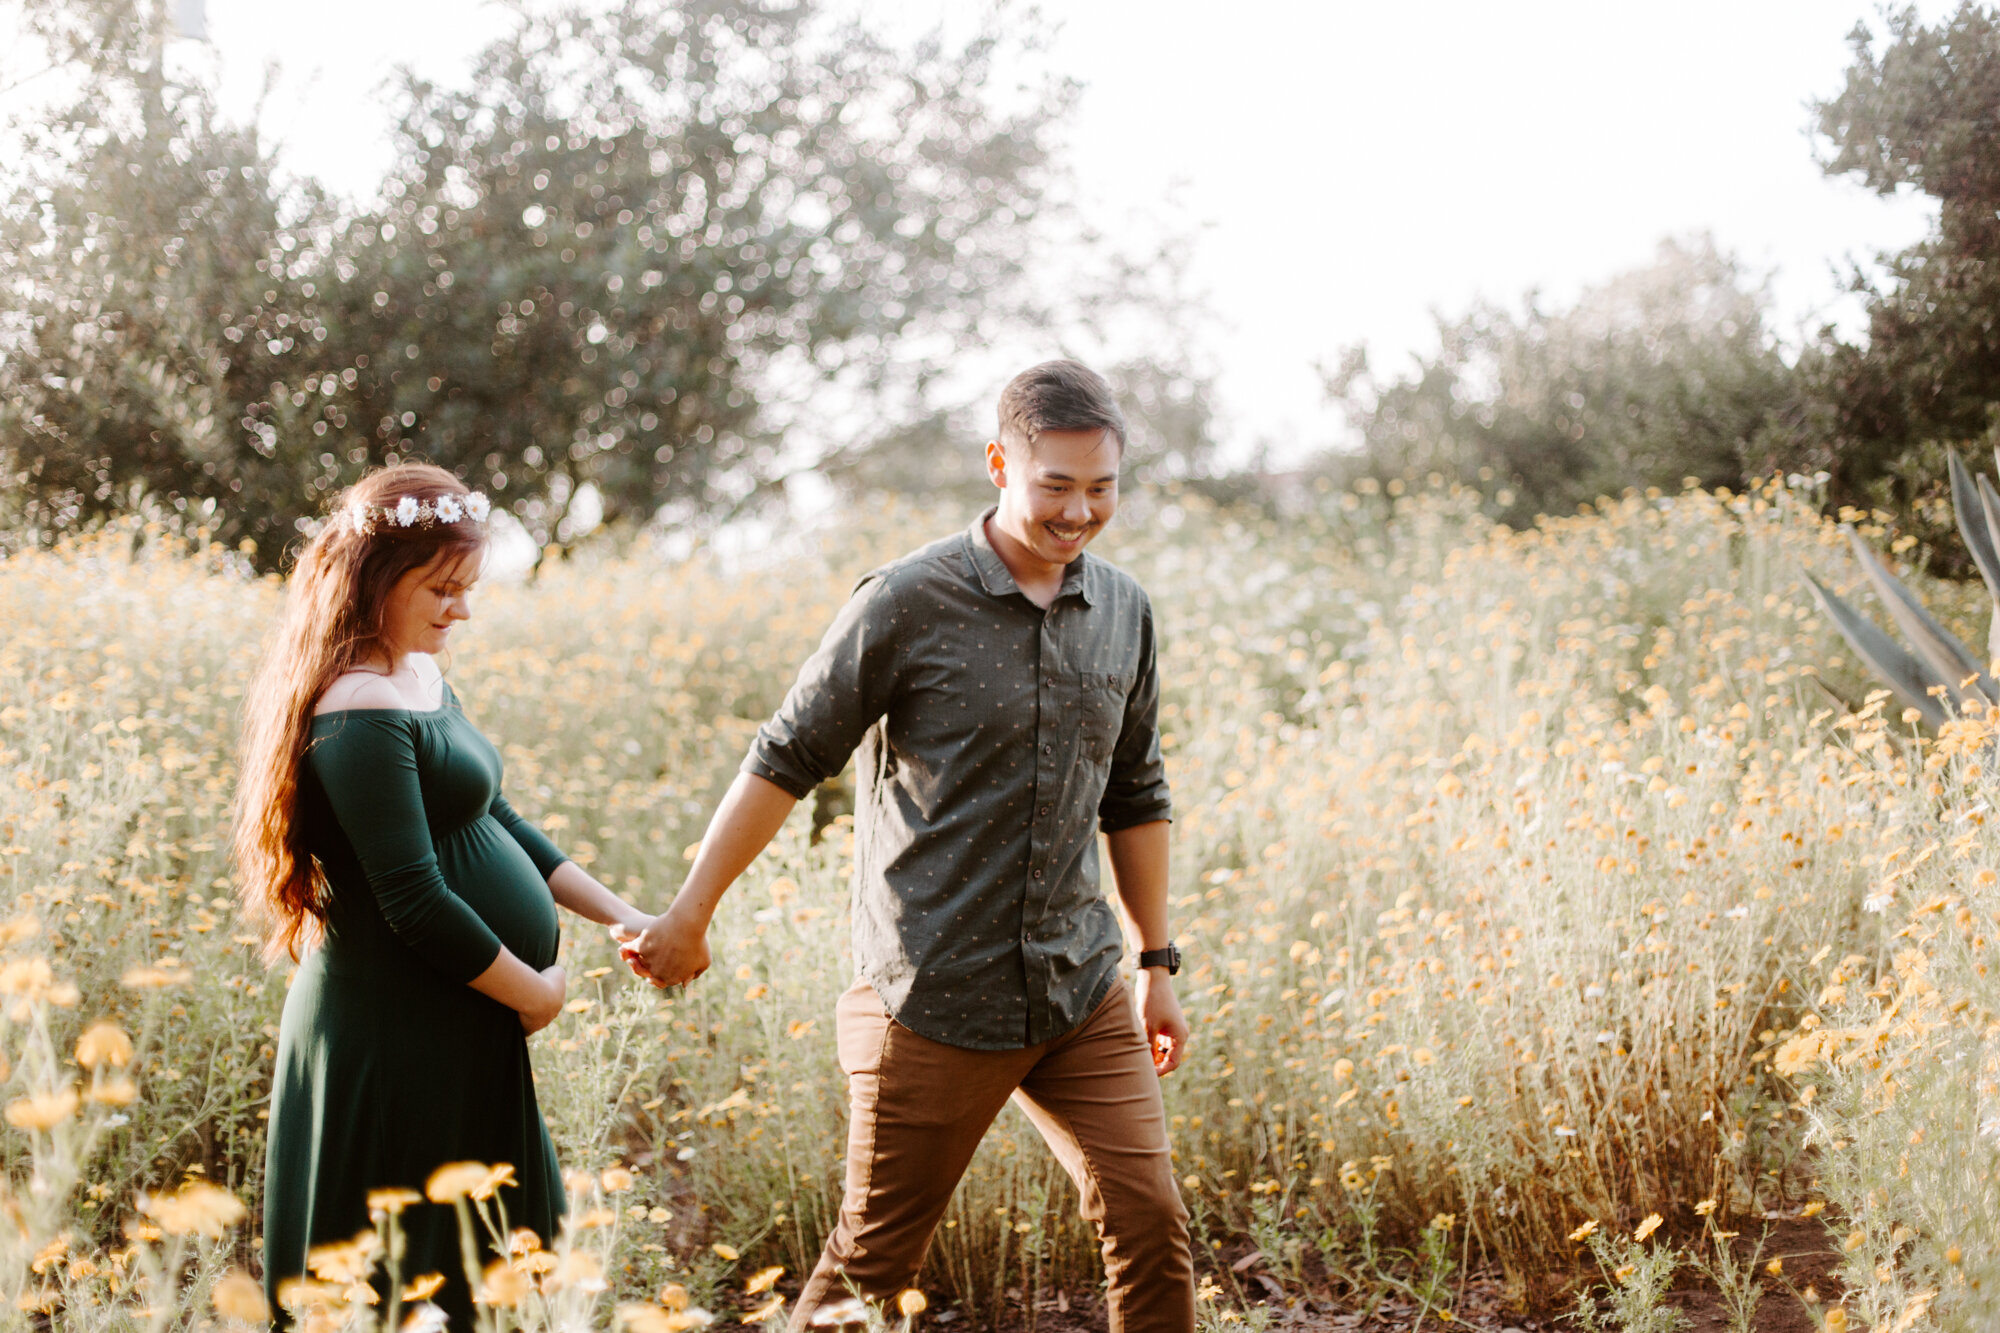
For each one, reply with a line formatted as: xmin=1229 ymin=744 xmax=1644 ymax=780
xmin=617 ymin=906 xmax=712 ymax=989
xmin=608 ymin=916 xmax=656 ymax=976
xmin=1135 ymin=967 xmax=1189 ymax=1076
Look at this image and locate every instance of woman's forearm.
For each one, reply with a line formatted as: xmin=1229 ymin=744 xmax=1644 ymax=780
xmin=468 ymin=944 xmax=556 ymax=1008
xmin=548 ymin=860 xmax=649 ymax=929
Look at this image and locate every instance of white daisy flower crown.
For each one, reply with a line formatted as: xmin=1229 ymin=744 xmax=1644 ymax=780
xmin=343 ymin=489 xmax=492 ymax=537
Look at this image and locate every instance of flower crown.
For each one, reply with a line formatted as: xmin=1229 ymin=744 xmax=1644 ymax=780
xmin=343 ymin=490 xmax=491 ymax=537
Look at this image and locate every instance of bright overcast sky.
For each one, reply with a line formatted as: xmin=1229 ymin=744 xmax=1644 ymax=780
xmin=146 ymin=1 xmax=1954 ymax=458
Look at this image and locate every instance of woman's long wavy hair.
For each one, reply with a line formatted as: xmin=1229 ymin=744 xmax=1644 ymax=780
xmin=233 ymin=464 xmax=489 ymax=961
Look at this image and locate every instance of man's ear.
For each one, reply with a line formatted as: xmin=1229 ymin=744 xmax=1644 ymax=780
xmin=983 ymin=439 xmax=1008 ymax=490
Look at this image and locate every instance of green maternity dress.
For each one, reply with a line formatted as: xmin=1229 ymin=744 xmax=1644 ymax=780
xmin=263 ymin=682 xmax=566 ymax=1326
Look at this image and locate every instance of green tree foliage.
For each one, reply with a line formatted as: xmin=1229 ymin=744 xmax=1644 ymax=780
xmin=1325 ymin=236 xmax=1790 ymax=524
xmin=0 ymin=0 xmax=1083 ymax=561
xmin=1775 ymin=4 xmax=2000 ymax=552
xmin=0 ymin=0 xmax=336 ymax=546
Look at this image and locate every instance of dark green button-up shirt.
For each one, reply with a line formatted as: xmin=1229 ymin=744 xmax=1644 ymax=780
xmin=743 ymin=509 xmax=1173 ymax=1050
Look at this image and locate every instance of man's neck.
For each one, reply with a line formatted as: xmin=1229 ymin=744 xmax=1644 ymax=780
xmin=984 ymin=513 xmax=1067 ymax=609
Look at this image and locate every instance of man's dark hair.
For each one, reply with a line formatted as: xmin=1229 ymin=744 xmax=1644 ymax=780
xmin=997 ymin=360 xmax=1127 ymax=453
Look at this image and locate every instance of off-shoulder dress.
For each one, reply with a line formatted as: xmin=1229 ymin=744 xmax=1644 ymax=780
xmin=262 ymin=681 xmax=565 ymax=1324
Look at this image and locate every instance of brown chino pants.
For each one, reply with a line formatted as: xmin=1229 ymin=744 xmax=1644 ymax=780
xmin=790 ymin=976 xmax=1195 ymax=1333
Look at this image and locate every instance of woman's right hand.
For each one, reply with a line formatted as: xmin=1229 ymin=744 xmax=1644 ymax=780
xmin=519 ymin=963 xmax=567 ymax=1034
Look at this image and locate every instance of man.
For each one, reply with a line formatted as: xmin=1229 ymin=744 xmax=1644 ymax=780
xmin=620 ymin=359 xmax=1193 ymax=1333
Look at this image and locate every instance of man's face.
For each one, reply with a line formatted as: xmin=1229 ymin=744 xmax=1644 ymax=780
xmin=985 ymin=427 xmax=1122 ymax=566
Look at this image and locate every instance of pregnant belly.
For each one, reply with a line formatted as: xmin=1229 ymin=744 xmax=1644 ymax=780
xmin=435 ymin=816 xmax=561 ymax=969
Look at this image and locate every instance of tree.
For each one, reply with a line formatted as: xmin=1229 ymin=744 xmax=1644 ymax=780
xmin=1773 ymin=4 xmax=2000 ymax=548
xmin=1 ymin=0 xmax=1085 ymax=561
xmin=1324 ymin=236 xmax=1790 ymax=524
xmin=0 ymin=0 xmax=335 ymax=549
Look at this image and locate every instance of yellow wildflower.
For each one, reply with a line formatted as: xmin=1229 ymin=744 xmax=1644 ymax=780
xmin=6 ymin=1088 xmax=79 ymax=1131
xmin=306 ymin=1231 xmax=382 ymax=1283
xmin=366 ymin=1187 xmax=423 ymax=1215
xmin=75 ymin=1022 xmax=133 ymax=1069
xmin=211 ymin=1271 xmax=270 ymax=1322
xmin=425 ymin=1161 xmax=492 ymax=1203
xmin=477 ymin=1260 xmax=529 ymax=1307
xmin=86 ymin=1077 xmax=138 ymax=1106
xmin=143 ymin=1182 xmax=247 ymax=1238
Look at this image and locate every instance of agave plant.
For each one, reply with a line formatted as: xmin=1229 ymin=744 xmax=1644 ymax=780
xmin=1804 ymin=450 xmax=2000 ymax=730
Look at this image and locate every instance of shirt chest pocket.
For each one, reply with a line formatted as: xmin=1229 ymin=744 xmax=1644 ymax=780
xmin=1067 ymin=671 xmax=1129 ymax=766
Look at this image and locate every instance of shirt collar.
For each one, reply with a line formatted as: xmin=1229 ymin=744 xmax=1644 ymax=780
xmin=965 ymin=507 xmax=1097 ymax=607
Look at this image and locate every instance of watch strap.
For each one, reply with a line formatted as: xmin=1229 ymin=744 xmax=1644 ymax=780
xmin=1137 ymin=943 xmax=1181 ymax=974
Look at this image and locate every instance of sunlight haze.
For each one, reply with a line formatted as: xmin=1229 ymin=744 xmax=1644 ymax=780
xmin=184 ymin=1 xmax=1948 ymax=459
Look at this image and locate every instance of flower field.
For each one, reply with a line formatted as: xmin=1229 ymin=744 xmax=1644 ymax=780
xmin=1 ymin=480 xmax=1996 ymax=1330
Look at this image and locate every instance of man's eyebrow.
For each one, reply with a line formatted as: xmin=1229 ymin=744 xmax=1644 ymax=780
xmin=1040 ymin=469 xmax=1121 ymax=484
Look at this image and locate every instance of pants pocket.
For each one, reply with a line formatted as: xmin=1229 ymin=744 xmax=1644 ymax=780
xmin=835 ymin=977 xmax=892 ymax=1077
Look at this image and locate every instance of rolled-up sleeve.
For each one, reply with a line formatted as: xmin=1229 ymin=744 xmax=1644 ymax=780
xmin=1098 ymin=596 xmax=1173 ymax=832
xmin=742 ymin=573 xmax=906 ymax=800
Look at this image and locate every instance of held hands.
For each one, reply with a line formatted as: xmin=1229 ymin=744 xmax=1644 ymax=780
xmin=613 ymin=906 xmax=711 ymax=989
xmin=1135 ymin=967 xmax=1189 ymax=1076
xmin=519 ymin=963 xmax=567 ymax=1035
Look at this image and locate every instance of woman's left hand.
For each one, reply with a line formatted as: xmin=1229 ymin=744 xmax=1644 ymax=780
xmin=609 ymin=915 xmax=655 ymax=968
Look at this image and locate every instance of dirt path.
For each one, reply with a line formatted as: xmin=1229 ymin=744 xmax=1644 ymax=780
xmin=912 ymin=1218 xmax=1842 ymax=1333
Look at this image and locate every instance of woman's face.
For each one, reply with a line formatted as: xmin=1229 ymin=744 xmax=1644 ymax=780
xmin=380 ymin=548 xmax=479 ymax=661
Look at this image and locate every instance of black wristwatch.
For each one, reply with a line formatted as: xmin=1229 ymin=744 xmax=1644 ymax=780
xmin=1137 ymin=943 xmax=1181 ymax=975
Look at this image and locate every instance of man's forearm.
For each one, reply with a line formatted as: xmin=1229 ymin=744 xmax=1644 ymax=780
xmin=670 ymin=771 xmax=799 ymax=924
xmin=1105 ymin=819 xmax=1172 ymax=952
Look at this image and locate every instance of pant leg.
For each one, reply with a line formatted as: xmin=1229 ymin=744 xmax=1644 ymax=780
xmin=1012 ymin=978 xmax=1194 ymax=1333
xmin=791 ymin=980 xmax=1035 ymax=1330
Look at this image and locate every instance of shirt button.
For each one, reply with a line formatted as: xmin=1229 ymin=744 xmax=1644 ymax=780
xmin=1033 ymin=869 xmax=1044 ymax=880
xmin=1043 ymin=743 xmax=1053 ymax=755
xmin=1038 ymin=805 xmax=1050 ymax=817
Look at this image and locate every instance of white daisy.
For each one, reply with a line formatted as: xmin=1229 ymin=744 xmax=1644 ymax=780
xmin=395 ymin=496 xmax=421 ymax=526
xmin=434 ymin=494 xmax=464 ymax=523
xmin=465 ymin=492 xmax=491 ymax=521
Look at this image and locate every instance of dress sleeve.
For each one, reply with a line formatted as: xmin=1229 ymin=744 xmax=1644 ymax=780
xmin=308 ymin=713 xmax=505 ymax=983
xmin=1099 ymin=595 xmax=1175 ymax=832
xmin=741 ymin=571 xmax=907 ymax=799
xmin=489 ymin=793 xmax=568 ymax=881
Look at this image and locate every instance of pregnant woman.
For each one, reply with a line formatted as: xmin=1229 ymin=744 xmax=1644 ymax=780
xmin=233 ymin=464 xmax=652 ymax=1324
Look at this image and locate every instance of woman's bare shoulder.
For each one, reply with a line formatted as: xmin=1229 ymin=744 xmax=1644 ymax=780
xmin=313 ymin=672 xmax=406 ymax=716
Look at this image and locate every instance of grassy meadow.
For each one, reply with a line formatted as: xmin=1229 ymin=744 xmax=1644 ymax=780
xmin=1 ymin=479 xmax=1997 ymax=1330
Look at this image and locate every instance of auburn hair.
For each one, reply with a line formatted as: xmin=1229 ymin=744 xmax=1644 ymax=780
xmin=233 ymin=464 xmax=489 ymax=961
